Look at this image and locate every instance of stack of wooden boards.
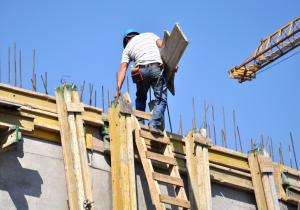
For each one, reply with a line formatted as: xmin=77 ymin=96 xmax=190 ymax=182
xmin=161 ymin=23 xmax=189 ymax=95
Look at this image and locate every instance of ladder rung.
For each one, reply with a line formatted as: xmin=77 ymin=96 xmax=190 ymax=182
xmin=133 ymin=109 xmax=152 ymax=120
xmin=159 ymin=195 xmax=191 ymax=209
xmin=146 ymin=151 xmax=177 ymax=166
xmin=140 ymin=130 xmax=169 ymax=144
xmin=153 ymin=172 xmax=184 ymax=187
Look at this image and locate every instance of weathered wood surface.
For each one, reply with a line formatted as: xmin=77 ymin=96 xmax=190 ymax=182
xmin=249 ymin=152 xmax=281 ymax=210
xmin=186 ymin=132 xmax=212 ymax=210
xmin=55 ymin=87 xmax=80 ymax=210
xmin=160 ymin=23 xmax=188 ymax=95
xmin=109 ymin=103 xmax=137 ymax=210
xmin=55 ymin=86 xmax=93 ymax=210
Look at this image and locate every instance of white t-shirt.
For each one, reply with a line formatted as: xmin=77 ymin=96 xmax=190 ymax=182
xmin=121 ymin=32 xmax=163 ymax=65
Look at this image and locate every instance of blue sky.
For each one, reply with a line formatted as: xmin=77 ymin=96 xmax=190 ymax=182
xmin=0 ymin=0 xmax=299 ymax=167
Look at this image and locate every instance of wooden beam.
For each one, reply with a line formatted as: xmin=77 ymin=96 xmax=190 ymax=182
xmin=71 ymin=89 xmax=94 ymax=209
xmin=186 ymin=132 xmax=212 ymax=210
xmin=248 ymin=153 xmax=268 ymax=210
xmin=109 ymin=100 xmax=137 ymax=210
xmin=55 ymin=86 xmax=79 ymax=210
xmin=248 ymin=152 xmax=280 ymax=210
xmin=55 ymin=85 xmax=94 ymax=210
xmin=258 ymin=155 xmax=280 ymax=210
xmin=0 ymin=108 xmax=34 ymax=132
xmin=0 ymin=83 xmax=103 ymax=126
xmin=209 ymin=148 xmax=250 ymax=172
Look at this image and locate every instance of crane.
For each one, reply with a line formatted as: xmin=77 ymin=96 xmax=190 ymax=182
xmin=228 ymin=16 xmax=300 ymax=83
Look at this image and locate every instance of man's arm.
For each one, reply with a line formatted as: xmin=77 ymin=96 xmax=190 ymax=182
xmin=114 ymin=62 xmax=128 ymax=98
xmin=156 ymin=39 xmax=164 ymax=48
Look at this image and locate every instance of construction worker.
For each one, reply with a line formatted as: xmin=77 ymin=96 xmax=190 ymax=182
xmin=114 ymin=29 xmax=166 ymax=135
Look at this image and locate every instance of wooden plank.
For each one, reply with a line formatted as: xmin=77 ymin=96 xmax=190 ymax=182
xmin=254 ymin=154 xmax=280 ymax=210
xmin=261 ymin=173 xmax=278 ymax=210
xmin=210 ymin=145 xmax=248 ymax=159
xmin=258 ymin=156 xmax=274 ymax=173
xmin=0 ymin=83 xmax=57 ymax=113
xmin=209 ymin=163 xmax=252 ymax=178
xmin=273 ymin=163 xmax=287 ymax=201
xmin=186 ymin=132 xmax=212 ymax=210
xmin=132 ymin=109 xmax=152 ymax=120
xmin=109 ymin=105 xmax=137 ymax=210
xmin=267 ymin=173 xmax=280 ymax=210
xmin=209 ymin=149 xmax=250 ymax=172
xmin=55 ymin=88 xmax=79 ymax=210
xmin=248 ymin=153 xmax=268 ymax=210
xmin=152 ymin=172 xmax=184 ymax=187
xmin=210 ymin=166 xmax=254 ymax=192
xmin=159 ymin=195 xmax=191 ymax=208
xmin=109 ymin=106 xmax=122 ymax=210
xmin=125 ymin=116 xmax=137 ymax=210
xmin=160 ymin=23 xmax=188 ymax=95
xmin=66 ymin=102 xmax=84 ymax=112
xmin=140 ymin=129 xmax=169 ymax=144
xmin=71 ymin=90 xmax=94 ymax=209
xmin=0 ymin=108 xmax=34 ymax=132
xmin=0 ymin=83 xmax=103 ymax=128
xmin=0 ymin=99 xmax=21 ymax=109
xmin=63 ymin=88 xmax=85 ymax=209
xmin=146 ymin=151 xmax=177 ymax=165
xmin=166 ymin=132 xmax=184 ymax=142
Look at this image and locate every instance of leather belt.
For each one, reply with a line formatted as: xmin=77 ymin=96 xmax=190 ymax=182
xmin=138 ymin=62 xmax=163 ymax=69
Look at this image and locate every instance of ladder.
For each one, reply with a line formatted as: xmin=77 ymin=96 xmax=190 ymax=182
xmin=133 ymin=115 xmax=190 ymax=210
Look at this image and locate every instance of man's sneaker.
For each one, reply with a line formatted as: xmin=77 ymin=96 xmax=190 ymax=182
xmin=149 ymin=125 xmax=164 ymax=136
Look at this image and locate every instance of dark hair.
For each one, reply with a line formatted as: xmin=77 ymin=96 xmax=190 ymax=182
xmin=123 ymin=32 xmax=139 ymax=48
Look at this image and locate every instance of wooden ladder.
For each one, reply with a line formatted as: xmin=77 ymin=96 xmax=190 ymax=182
xmin=133 ymin=115 xmax=190 ymax=210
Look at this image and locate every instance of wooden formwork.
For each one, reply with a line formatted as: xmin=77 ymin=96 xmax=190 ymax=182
xmin=0 ymin=83 xmax=299 ymax=209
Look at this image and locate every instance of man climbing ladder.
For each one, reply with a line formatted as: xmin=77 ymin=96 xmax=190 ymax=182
xmin=114 ymin=29 xmax=167 ymax=135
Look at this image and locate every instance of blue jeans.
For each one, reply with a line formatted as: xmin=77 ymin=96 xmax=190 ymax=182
xmin=135 ymin=66 xmax=167 ymax=127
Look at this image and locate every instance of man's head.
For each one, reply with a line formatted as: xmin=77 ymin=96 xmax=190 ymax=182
xmin=123 ymin=29 xmax=139 ymax=48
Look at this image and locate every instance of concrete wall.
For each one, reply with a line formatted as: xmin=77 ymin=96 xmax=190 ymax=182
xmin=0 ymin=137 xmax=297 ymax=210
xmin=0 ymin=137 xmax=68 ymax=210
xmin=211 ymin=183 xmax=257 ymax=210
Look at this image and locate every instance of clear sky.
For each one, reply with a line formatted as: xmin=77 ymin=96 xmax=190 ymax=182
xmin=1 ymin=0 xmax=299 ymax=167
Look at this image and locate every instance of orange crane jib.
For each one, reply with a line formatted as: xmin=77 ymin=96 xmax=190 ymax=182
xmin=228 ymin=16 xmax=300 ymax=83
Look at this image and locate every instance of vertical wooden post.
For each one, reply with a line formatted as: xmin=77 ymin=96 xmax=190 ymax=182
xmin=55 ymin=84 xmax=94 ymax=210
xmin=109 ymin=97 xmax=137 ymax=210
xmin=248 ymin=151 xmax=280 ymax=210
xmin=186 ymin=131 xmax=212 ymax=210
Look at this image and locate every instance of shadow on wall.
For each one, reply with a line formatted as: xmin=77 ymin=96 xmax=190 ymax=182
xmin=0 ymin=140 xmax=43 ymax=210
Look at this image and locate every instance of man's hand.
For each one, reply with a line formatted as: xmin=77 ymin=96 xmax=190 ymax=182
xmin=114 ymin=89 xmax=120 ymax=99
xmin=115 ymin=62 xmax=128 ymax=99
xmin=174 ymin=65 xmax=179 ymax=72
